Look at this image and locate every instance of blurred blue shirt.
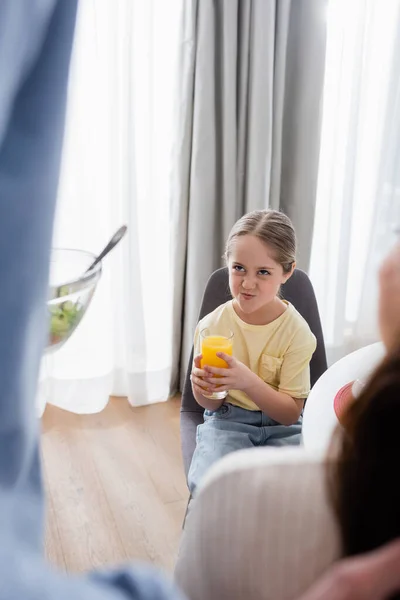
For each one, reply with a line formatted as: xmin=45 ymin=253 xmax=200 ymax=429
xmin=0 ymin=2 xmax=184 ymax=598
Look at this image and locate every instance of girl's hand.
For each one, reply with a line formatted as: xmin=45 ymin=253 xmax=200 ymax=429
xmin=379 ymin=242 xmax=400 ymax=351
xmin=203 ymin=353 xmax=256 ymax=393
xmin=191 ymin=354 xmax=215 ymax=396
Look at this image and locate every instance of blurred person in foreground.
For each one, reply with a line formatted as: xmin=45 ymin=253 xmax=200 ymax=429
xmin=0 ymin=1 xmax=183 ymax=598
xmin=175 ymin=241 xmax=400 ymax=600
xmin=321 ymin=240 xmax=400 ymax=600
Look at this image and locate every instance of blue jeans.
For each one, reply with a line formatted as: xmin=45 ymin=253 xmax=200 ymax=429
xmin=188 ymin=402 xmax=302 ymax=493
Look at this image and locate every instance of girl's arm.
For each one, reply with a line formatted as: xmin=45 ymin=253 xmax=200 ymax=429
xmin=242 ymin=372 xmax=304 ymax=425
xmin=203 ymin=353 xmax=304 ymax=425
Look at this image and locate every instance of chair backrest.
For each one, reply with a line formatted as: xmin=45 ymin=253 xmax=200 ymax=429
xmin=181 ymin=267 xmax=327 ymax=412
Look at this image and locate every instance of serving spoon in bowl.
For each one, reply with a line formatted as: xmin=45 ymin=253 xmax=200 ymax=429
xmin=85 ymin=225 xmax=128 ymax=273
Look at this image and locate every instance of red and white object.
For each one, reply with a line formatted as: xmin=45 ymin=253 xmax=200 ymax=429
xmin=302 ymin=343 xmax=385 ymax=454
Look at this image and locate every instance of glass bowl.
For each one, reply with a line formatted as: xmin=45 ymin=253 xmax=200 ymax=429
xmin=46 ymin=249 xmax=102 ymax=352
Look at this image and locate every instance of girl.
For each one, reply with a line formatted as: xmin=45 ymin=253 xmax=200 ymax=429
xmin=188 ymin=209 xmax=316 ymax=493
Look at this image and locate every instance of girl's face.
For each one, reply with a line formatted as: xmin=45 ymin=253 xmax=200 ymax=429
xmin=228 ymin=234 xmax=294 ymax=320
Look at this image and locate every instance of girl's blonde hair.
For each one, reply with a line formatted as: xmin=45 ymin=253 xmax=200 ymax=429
xmin=225 ymin=210 xmax=296 ymax=273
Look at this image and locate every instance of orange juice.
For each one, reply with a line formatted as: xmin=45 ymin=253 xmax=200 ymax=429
xmin=201 ymin=335 xmax=233 ymax=369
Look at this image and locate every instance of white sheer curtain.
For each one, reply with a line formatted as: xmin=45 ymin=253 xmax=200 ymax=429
xmin=310 ymin=0 xmax=400 ymax=365
xmin=38 ymin=0 xmax=184 ymax=415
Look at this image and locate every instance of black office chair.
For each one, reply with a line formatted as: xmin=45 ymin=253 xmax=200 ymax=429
xmin=180 ymin=267 xmax=327 ymax=481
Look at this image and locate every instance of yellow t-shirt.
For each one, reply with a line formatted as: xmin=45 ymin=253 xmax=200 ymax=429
xmin=194 ymin=300 xmax=317 ymax=411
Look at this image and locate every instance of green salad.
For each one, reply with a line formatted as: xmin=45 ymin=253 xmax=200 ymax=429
xmin=49 ymin=301 xmax=83 ymax=346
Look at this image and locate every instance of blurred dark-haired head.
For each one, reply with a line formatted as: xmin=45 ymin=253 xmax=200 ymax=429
xmin=329 ymin=344 xmax=400 ymax=558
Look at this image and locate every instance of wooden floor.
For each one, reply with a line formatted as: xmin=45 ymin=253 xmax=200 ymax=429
xmin=41 ymin=396 xmax=188 ymax=574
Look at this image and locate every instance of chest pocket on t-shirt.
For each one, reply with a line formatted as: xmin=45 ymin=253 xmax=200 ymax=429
xmin=259 ymin=355 xmax=283 ymax=389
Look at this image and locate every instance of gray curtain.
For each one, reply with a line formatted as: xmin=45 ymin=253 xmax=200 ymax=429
xmin=170 ymin=0 xmax=327 ymax=391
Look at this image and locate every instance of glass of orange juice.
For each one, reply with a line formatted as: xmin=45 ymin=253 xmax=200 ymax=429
xmin=200 ymin=329 xmax=234 ymax=400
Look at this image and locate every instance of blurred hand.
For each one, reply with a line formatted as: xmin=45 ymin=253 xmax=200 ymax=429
xmin=379 ymin=242 xmax=400 ymax=351
xmin=298 ymin=539 xmax=400 ymax=600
